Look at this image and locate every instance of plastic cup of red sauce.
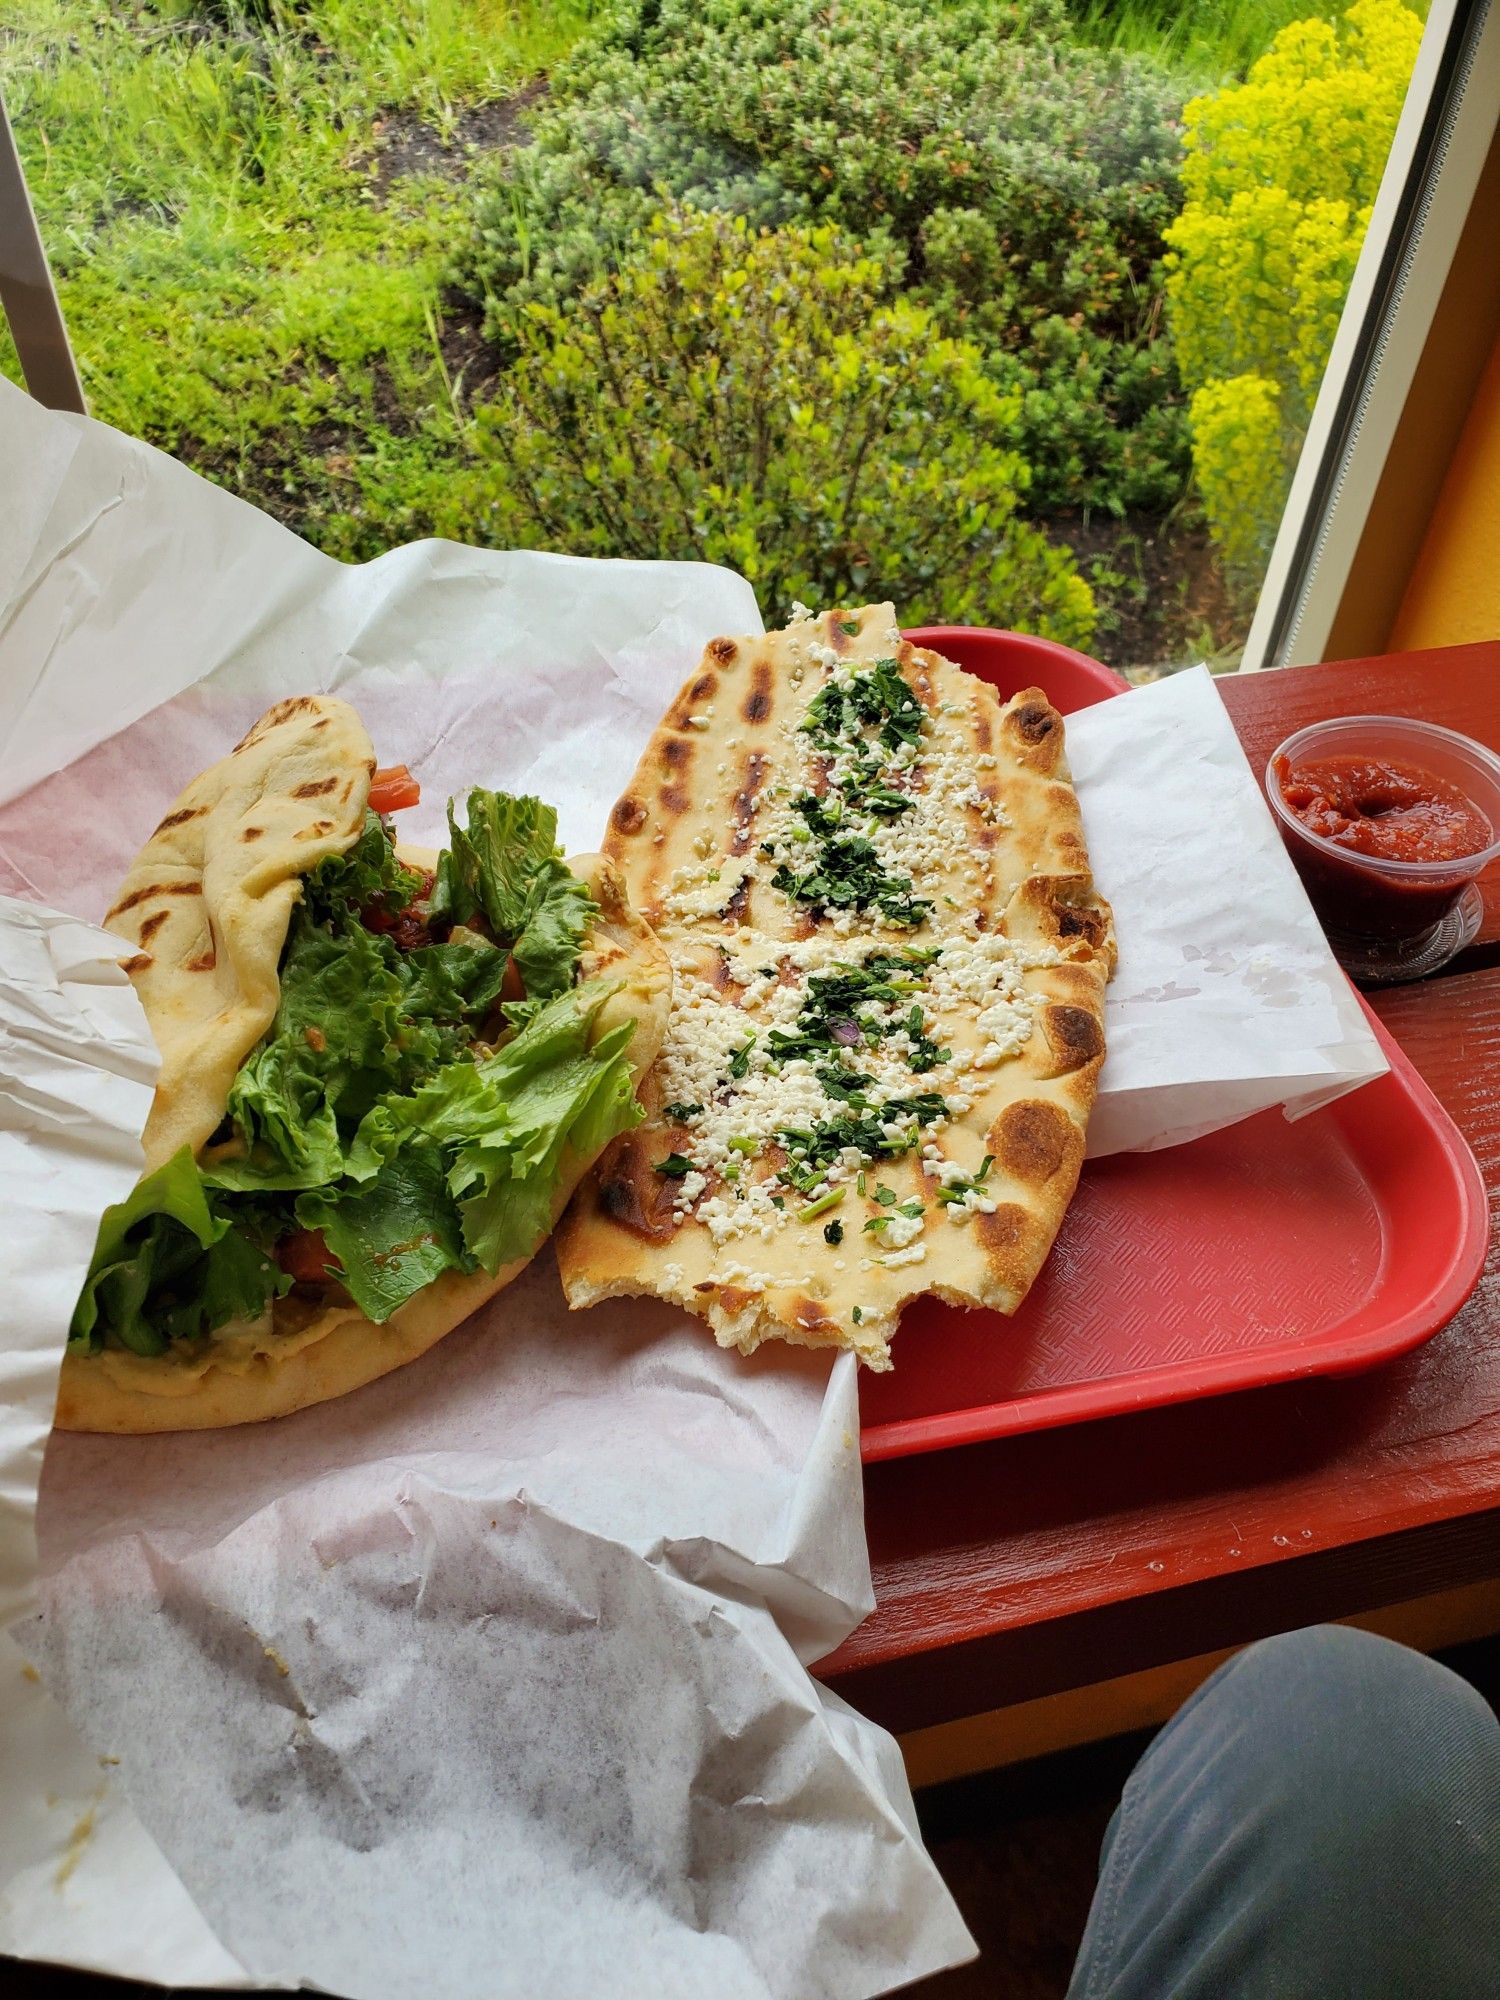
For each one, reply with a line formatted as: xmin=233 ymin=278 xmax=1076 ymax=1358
xmin=1266 ymin=715 xmax=1500 ymax=984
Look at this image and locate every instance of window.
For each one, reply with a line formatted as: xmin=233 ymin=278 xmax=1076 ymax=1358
xmin=0 ymin=1 xmax=1472 ymax=678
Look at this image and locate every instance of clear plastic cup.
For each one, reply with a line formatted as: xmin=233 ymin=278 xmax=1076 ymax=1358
xmin=1265 ymin=714 xmax=1500 ymax=984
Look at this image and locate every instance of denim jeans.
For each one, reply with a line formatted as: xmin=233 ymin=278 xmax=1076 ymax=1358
xmin=1066 ymin=1625 xmax=1499 ymax=1999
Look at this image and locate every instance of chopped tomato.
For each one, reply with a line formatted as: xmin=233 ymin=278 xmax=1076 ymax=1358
xmin=369 ymin=764 xmax=420 ymax=813
xmin=276 ymin=1228 xmax=340 ymax=1286
xmin=363 ymin=865 xmax=436 ymax=950
xmin=500 ymin=954 xmax=526 ymax=1004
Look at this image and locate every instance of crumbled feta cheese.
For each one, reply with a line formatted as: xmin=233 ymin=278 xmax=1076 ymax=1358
xmin=881 ymin=1210 xmax=926 ymax=1250
xmin=880 ymin=1244 xmax=928 ymax=1269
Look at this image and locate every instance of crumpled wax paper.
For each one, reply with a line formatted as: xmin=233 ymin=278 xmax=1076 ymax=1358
xmin=0 ymin=383 xmax=973 ymax=1998
xmin=0 ymin=379 xmax=1383 ymax=1996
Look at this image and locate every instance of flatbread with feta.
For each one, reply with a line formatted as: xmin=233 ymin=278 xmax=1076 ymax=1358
xmin=555 ymin=604 xmax=1114 ymax=1369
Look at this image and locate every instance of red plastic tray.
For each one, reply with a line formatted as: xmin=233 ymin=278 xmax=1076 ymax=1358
xmin=859 ymin=630 xmax=1489 ymax=1462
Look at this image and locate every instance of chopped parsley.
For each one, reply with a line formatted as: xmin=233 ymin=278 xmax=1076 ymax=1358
xmin=864 ymin=1199 xmax=924 ymax=1234
xmin=769 ymin=834 xmax=930 ymax=929
xmin=823 ymin=1219 xmax=844 ymax=1245
xmin=814 ymin=1065 xmax=875 ymax=1103
xmin=902 ymin=1003 xmax=948 ymax=1073
xmin=860 ymin=785 xmax=916 ymax=819
xmin=663 ymin=1101 xmax=703 ymax=1122
xmin=655 ymin=1154 xmax=694 ymax=1179
xmin=774 ymin=1097 xmax=946 ymax=1194
xmin=794 ymin=950 xmax=938 ymax=1052
xmin=801 ymin=659 xmax=925 ymax=758
xmin=766 ymin=659 xmax=934 ymax=928
xmin=883 ymin=1091 xmax=949 ymax=1122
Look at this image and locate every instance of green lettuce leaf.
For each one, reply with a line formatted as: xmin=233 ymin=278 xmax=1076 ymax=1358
xmin=450 ymin=983 xmax=642 ymax=1272
xmin=209 ymin=918 xmax=426 ymax=1190
xmin=294 ymin=1146 xmax=473 ymax=1324
xmin=340 ymin=978 xmax=643 ymax=1275
xmin=70 ymin=1149 xmax=289 ymax=1358
xmin=429 ymin=790 xmax=595 ymax=1001
xmin=302 ymin=810 xmax=423 ymax=928
xmin=401 ymin=939 xmax=511 ymax=1031
xmin=206 ymin=926 xmax=509 ymax=1194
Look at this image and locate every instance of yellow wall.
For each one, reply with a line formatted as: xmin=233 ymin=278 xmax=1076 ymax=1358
xmin=1392 ymin=333 xmax=1500 ymax=650
xmin=901 ymin=1579 xmax=1500 ymax=1789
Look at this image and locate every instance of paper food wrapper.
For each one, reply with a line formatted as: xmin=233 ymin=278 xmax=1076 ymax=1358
xmin=1065 ymin=668 xmax=1387 ymax=1155
xmin=0 ymin=382 xmax=1385 ymax=1996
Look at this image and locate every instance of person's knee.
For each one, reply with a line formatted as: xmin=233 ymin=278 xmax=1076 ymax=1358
xmin=1216 ymin=1622 xmax=1495 ymax=1763
xmin=1161 ymin=1623 xmax=1498 ymax=1868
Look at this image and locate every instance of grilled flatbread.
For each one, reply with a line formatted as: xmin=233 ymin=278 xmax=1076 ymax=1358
xmin=58 ymin=701 xmax=670 ymax=1432
xmin=110 ymin=694 xmax=377 ymax=1175
xmin=556 ymin=605 xmax=1113 ymax=1369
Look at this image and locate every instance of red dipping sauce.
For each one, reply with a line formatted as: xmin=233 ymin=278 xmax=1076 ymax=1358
xmin=1274 ymin=754 xmax=1492 ymax=866
xmin=1266 ymin=717 xmax=1500 ymax=980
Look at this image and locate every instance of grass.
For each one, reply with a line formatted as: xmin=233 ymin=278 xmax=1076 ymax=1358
xmin=1067 ymin=0 xmax=1427 ymax=80
xmin=1064 ymin=0 xmax=1343 ymax=77
xmin=0 ymin=1 xmax=595 ymax=558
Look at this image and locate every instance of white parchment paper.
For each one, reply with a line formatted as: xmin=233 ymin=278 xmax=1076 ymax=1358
xmin=0 ymin=904 xmax=158 ymax=1626
xmin=0 ymin=381 xmax=1383 ymax=1995
xmin=1068 ymin=669 xmax=1388 ymax=1155
xmin=0 ymin=385 xmax=973 ymax=1997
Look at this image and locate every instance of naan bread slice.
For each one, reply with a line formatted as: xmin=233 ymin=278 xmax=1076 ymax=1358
xmin=597 ymin=602 xmax=1096 ymax=943
xmin=105 ymin=694 xmax=376 ymax=1174
xmin=57 ymin=850 xmax=670 ymax=1433
xmin=556 ymin=605 xmax=1113 ymax=1369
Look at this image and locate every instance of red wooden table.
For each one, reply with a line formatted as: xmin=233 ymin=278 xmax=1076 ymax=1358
xmin=819 ymin=641 xmax=1500 ymax=1769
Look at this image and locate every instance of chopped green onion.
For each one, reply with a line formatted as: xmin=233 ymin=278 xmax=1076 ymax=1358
xmin=655 ymin=1154 xmax=693 ymax=1179
xmin=875 ymin=1185 xmax=898 ymax=1206
xmin=663 ymin=1101 xmax=703 ymax=1122
xmin=799 ymin=1188 xmax=845 ymax=1223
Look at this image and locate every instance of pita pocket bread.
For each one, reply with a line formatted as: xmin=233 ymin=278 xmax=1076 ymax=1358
xmin=58 ymin=696 xmax=670 ymax=1433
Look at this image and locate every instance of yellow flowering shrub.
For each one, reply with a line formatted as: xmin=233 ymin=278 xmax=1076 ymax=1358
xmin=1164 ymin=0 xmax=1423 ymax=584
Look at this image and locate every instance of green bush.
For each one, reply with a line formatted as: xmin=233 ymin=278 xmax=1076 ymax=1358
xmin=441 ymin=210 xmax=1096 ymax=640
xmin=454 ymin=0 xmax=1191 ymax=518
xmin=1163 ymin=0 xmax=1423 ymax=580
